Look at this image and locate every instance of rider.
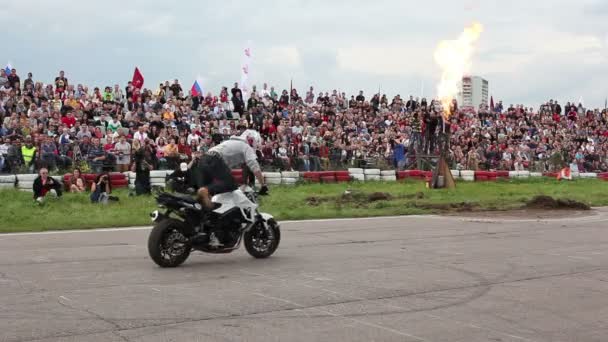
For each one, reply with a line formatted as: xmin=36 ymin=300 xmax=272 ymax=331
xmin=193 ymin=129 xmax=267 ymax=210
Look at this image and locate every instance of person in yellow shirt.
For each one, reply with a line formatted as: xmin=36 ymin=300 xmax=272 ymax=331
xmin=21 ymin=136 xmax=37 ymax=172
xmin=162 ymin=110 xmax=175 ymax=122
xmin=64 ymin=94 xmax=80 ymax=110
xmin=164 ymin=138 xmax=179 ymax=169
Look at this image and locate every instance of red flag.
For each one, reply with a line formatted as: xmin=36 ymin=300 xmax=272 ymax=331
xmin=490 ymin=95 xmax=495 ymax=112
xmin=132 ymin=67 xmax=144 ymax=89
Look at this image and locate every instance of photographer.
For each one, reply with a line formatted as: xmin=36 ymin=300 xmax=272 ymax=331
xmin=166 ymin=162 xmax=194 ymax=193
xmin=90 ymin=172 xmax=118 ymax=204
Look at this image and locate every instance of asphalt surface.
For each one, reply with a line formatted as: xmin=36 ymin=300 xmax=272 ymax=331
xmin=1 ymin=210 xmax=608 ymax=342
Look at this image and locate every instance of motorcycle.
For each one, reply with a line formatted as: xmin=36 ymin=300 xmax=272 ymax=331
xmin=148 ymin=186 xmax=281 ymax=267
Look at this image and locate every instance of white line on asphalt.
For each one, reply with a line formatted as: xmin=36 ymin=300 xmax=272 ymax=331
xmin=150 ymin=288 xmax=161 ymax=292
xmin=568 ymin=256 xmax=592 ymax=260
xmin=2 ymin=209 xmax=607 ymax=236
xmin=58 ymin=295 xmax=71 ymax=302
xmin=0 ymin=226 xmax=152 ymax=236
xmin=0 ymin=215 xmax=442 ymax=237
xmin=253 ymin=293 xmax=430 ymax=341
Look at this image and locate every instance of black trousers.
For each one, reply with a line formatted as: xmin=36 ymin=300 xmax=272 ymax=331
xmin=193 ymin=154 xmax=237 ymax=196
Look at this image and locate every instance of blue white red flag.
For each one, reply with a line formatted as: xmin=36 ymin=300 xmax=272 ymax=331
xmin=191 ymin=80 xmax=203 ymax=97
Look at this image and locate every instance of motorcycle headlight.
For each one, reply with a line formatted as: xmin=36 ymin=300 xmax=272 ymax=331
xmin=150 ymin=210 xmax=160 ymax=222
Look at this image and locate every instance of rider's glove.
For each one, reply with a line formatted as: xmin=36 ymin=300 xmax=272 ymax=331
xmin=259 ymin=185 xmax=269 ymax=196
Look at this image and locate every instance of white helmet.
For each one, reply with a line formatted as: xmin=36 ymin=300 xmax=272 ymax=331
xmin=240 ymin=129 xmax=262 ymax=149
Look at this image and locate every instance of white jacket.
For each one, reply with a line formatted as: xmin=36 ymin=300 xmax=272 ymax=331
xmin=209 ymin=137 xmax=261 ymax=173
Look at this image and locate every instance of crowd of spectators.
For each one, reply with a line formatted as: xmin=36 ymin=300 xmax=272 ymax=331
xmin=1 ymin=67 xmax=607 ymax=178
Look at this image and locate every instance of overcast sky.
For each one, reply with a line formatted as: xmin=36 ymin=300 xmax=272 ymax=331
xmin=2 ymin=0 xmax=607 ymax=108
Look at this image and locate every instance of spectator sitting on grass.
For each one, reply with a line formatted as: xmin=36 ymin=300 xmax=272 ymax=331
xmin=166 ymin=162 xmax=193 ymax=193
xmin=33 ymin=167 xmax=62 ymax=204
xmin=90 ymin=172 xmax=117 ymax=204
xmin=69 ymin=168 xmax=86 ymax=193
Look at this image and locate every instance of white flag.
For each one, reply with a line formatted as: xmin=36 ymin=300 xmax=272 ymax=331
xmin=240 ymin=41 xmax=253 ymax=100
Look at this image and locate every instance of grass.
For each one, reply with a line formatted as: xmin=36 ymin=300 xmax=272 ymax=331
xmin=1 ymin=178 xmax=607 ymax=233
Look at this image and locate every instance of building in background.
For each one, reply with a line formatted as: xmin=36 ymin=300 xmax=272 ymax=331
xmin=457 ymin=76 xmax=489 ymax=111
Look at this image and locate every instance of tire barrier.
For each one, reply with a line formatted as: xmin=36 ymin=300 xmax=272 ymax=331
xmin=460 ymin=170 xmax=475 ymax=182
xmin=381 ymin=175 xmax=397 ymax=182
xmin=351 ymin=173 xmax=365 ymax=181
xmin=0 ymin=175 xmax=16 ymax=190
xmin=2 ymin=168 xmax=607 ymax=193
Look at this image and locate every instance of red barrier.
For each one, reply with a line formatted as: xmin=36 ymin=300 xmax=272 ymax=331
xmin=111 ymin=179 xmax=129 ymax=188
xmin=321 ymin=176 xmax=336 ymax=183
xmin=303 ymin=172 xmax=321 ymax=179
xmin=543 ymin=172 xmax=559 ymax=178
xmin=475 ymin=171 xmax=498 ymax=181
xmin=303 ymin=172 xmax=321 ymax=183
xmin=335 ymin=171 xmax=350 ymax=177
xmin=336 ymin=175 xmax=351 ymax=182
xmin=496 ymin=171 xmax=510 ymax=178
xmin=109 ymin=172 xmax=125 ymax=181
xmin=397 ymin=170 xmax=430 ymax=181
xmin=318 ymin=171 xmax=336 ymax=177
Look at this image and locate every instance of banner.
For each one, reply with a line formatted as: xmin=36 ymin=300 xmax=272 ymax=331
xmin=132 ymin=67 xmax=144 ymax=89
xmin=240 ymin=41 xmax=253 ymax=100
xmin=191 ymin=80 xmax=203 ymax=97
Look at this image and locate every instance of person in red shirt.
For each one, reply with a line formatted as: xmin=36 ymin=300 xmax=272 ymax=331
xmin=104 ymin=137 xmax=115 ymax=152
xmin=177 ymin=137 xmax=192 ymax=160
xmin=219 ymin=87 xmax=229 ymax=104
xmin=61 ymin=112 xmax=76 ymax=128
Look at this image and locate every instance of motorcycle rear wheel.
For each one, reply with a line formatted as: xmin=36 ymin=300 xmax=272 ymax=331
xmin=244 ymin=218 xmax=281 ymax=258
xmin=148 ymin=218 xmax=192 ymax=267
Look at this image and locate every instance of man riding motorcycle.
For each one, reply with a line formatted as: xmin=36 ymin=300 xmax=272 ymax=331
xmin=193 ymin=129 xmax=267 ymax=210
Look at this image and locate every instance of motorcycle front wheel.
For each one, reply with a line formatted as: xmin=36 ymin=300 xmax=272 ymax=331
xmin=244 ymin=218 xmax=281 ymax=259
xmin=148 ymin=218 xmax=192 ymax=267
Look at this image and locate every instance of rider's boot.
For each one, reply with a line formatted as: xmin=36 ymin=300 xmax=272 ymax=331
xmin=208 ymin=232 xmax=223 ymax=248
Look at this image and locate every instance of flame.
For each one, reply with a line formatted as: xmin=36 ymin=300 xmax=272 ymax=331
xmin=434 ymin=22 xmax=483 ymax=118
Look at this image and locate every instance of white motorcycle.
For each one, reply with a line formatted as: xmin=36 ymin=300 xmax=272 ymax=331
xmin=148 ymin=186 xmax=280 ymax=267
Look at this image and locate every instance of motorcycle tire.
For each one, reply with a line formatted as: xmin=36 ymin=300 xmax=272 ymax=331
xmin=244 ymin=218 xmax=281 ymax=259
xmin=148 ymin=218 xmax=192 ymax=267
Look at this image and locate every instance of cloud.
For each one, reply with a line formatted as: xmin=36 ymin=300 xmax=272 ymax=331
xmin=3 ymin=0 xmax=608 ymax=108
xmin=336 ymin=42 xmax=435 ymax=77
xmin=262 ymin=46 xmax=301 ymax=67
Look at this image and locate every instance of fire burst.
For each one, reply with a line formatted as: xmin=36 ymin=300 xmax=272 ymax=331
xmin=434 ymin=22 xmax=483 ymax=117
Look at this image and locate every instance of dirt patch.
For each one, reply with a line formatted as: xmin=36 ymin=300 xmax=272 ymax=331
xmin=306 ymin=196 xmax=323 ymax=206
xmin=307 ymin=191 xmax=393 ymax=207
xmin=524 ymin=196 xmax=590 ymax=211
xmin=402 ymin=192 xmax=426 ymax=200
xmin=368 ymin=192 xmax=392 ymax=202
xmin=415 ymin=202 xmax=479 ymax=212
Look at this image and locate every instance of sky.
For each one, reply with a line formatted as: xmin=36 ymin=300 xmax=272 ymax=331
xmin=2 ymin=0 xmax=607 ymax=108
